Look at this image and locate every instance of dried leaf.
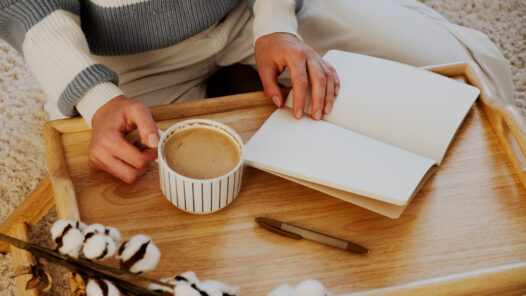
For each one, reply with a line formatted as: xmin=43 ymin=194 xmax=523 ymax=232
xmin=70 ymin=272 xmax=87 ymax=296
xmin=25 ymin=265 xmax=52 ymax=292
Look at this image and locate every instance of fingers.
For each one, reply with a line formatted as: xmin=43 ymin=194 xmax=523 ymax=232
xmin=89 ymin=96 xmax=158 ymax=184
xmin=89 ymin=152 xmax=149 ymax=184
xmin=259 ymin=63 xmax=284 ymax=107
xmin=255 ymin=33 xmax=341 ymax=121
xmin=126 ymin=102 xmax=159 ymax=148
xmin=307 ymin=59 xmax=327 ymax=120
xmin=102 ymin=131 xmax=158 ymax=169
xmin=90 ymin=131 xmax=157 ymax=183
xmin=288 ymin=53 xmax=339 ymax=120
xmin=323 ymin=66 xmax=335 ymax=114
xmin=289 ymin=54 xmax=308 ymax=119
xmin=326 ymin=61 xmax=340 ymax=97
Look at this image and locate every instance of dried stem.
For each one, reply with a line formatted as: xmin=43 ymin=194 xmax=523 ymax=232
xmin=0 ymin=233 xmax=172 ymax=295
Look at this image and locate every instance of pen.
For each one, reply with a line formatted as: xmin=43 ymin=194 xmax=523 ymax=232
xmin=255 ymin=217 xmax=369 ymax=254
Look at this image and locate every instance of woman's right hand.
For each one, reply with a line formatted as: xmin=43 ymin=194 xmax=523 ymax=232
xmin=89 ymin=95 xmax=159 ymax=184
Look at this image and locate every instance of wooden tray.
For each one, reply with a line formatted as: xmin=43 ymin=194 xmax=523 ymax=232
xmin=43 ymin=63 xmax=526 ymax=295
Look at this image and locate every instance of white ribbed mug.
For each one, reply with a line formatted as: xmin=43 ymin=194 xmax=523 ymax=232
xmin=157 ymin=119 xmax=244 ymax=214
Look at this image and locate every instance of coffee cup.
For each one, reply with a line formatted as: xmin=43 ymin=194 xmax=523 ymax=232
xmin=157 ymin=119 xmax=244 ymax=214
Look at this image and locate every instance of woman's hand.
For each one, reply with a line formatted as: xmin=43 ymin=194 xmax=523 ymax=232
xmin=89 ymin=95 xmax=159 ymax=184
xmin=254 ymin=32 xmax=340 ymax=120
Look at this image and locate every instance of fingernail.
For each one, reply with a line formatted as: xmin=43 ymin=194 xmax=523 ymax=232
xmin=335 ymin=86 xmax=340 ymax=96
xmin=314 ymin=109 xmax=322 ymax=120
xmin=295 ymin=108 xmax=303 ymax=119
xmin=325 ymin=102 xmax=333 ymax=114
xmin=148 ymin=133 xmax=159 ymax=147
xmin=272 ymin=95 xmax=281 ymax=107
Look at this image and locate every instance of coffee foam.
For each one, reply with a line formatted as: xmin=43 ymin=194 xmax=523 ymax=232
xmin=163 ymin=127 xmax=240 ymax=179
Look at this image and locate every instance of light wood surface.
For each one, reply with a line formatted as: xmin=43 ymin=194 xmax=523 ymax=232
xmin=43 ymin=63 xmax=526 ymax=295
xmin=10 ymin=223 xmax=39 ymax=296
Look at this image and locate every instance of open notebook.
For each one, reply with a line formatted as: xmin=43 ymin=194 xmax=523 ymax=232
xmin=244 ymin=50 xmax=480 ymax=218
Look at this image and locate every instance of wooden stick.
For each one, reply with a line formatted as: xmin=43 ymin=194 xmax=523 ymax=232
xmin=0 ymin=176 xmax=54 ymax=253
xmin=10 ymin=223 xmax=39 ymax=296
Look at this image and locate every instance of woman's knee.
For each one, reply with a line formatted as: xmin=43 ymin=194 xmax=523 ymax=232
xmin=297 ymin=0 xmax=472 ymax=67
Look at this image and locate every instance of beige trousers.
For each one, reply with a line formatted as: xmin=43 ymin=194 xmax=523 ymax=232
xmin=46 ymin=0 xmax=515 ymax=120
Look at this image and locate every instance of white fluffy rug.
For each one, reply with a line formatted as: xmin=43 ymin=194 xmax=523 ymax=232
xmin=0 ymin=1 xmax=525 ymax=295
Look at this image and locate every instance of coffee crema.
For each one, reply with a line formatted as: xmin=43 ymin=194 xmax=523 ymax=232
xmin=163 ymin=127 xmax=240 ymax=179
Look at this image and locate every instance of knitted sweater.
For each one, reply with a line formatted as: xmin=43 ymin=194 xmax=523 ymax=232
xmin=0 ymin=0 xmax=302 ymax=124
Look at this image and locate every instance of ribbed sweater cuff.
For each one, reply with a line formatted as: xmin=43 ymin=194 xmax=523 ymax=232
xmin=76 ymin=82 xmax=123 ymax=128
xmin=58 ymin=64 xmax=119 ymax=116
xmin=253 ymin=0 xmax=299 ymax=43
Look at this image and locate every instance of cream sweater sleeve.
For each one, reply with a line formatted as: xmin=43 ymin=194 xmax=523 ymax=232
xmin=0 ymin=1 xmax=122 ymax=127
xmin=251 ymin=0 xmax=302 ymax=42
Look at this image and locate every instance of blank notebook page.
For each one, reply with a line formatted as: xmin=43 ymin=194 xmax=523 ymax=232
xmin=285 ymin=50 xmax=480 ymax=164
xmin=244 ymin=108 xmax=436 ymax=206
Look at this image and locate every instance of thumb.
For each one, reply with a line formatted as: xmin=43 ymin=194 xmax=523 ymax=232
xmin=259 ymin=64 xmax=284 ymax=107
xmin=127 ymin=102 xmax=159 ymax=148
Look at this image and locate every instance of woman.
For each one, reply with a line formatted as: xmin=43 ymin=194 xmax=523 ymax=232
xmin=0 ymin=0 xmax=513 ymax=183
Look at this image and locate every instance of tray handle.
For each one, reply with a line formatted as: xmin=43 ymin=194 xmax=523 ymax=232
xmin=43 ymin=122 xmax=81 ymax=221
xmin=495 ymin=107 xmax=526 ymax=173
xmin=426 ymin=62 xmax=526 ymax=188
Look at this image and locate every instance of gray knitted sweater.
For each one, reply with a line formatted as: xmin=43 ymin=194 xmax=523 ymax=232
xmin=0 ymin=0 xmax=302 ymax=120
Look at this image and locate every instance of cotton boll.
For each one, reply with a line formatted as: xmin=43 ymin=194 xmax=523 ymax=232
xmin=116 ymin=234 xmax=160 ymax=273
xmin=51 ymin=220 xmax=75 ymax=241
xmin=53 ymin=223 xmax=83 ymax=258
xmin=83 ymin=223 xmax=106 ymax=235
xmin=83 ymin=223 xmax=120 ymax=243
xmin=195 ymin=282 xmax=222 ymax=296
xmin=152 ymin=277 xmax=177 ymax=293
xmin=163 ymin=278 xmax=180 ymax=287
xmin=294 ymin=280 xmax=330 ymax=296
xmin=105 ymin=226 xmax=121 ymax=243
xmin=199 ymin=280 xmax=239 ymax=296
xmin=100 ymin=236 xmax=117 ymax=258
xmin=171 ymin=272 xmax=238 ymax=296
xmin=175 ymin=271 xmax=199 ymax=285
xmin=82 ymin=233 xmax=107 ymax=259
xmin=267 ymin=284 xmax=295 ymax=296
xmin=75 ymin=221 xmax=87 ymax=232
xmin=83 ymin=233 xmax=117 ymax=260
xmin=147 ymin=279 xmax=174 ymax=295
xmin=174 ymin=283 xmax=202 ymax=296
xmin=58 ymin=232 xmax=84 ymax=258
xmin=86 ymin=278 xmax=121 ymax=296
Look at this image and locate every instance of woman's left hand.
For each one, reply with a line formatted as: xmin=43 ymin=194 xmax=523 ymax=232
xmin=254 ymin=32 xmax=340 ymax=120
